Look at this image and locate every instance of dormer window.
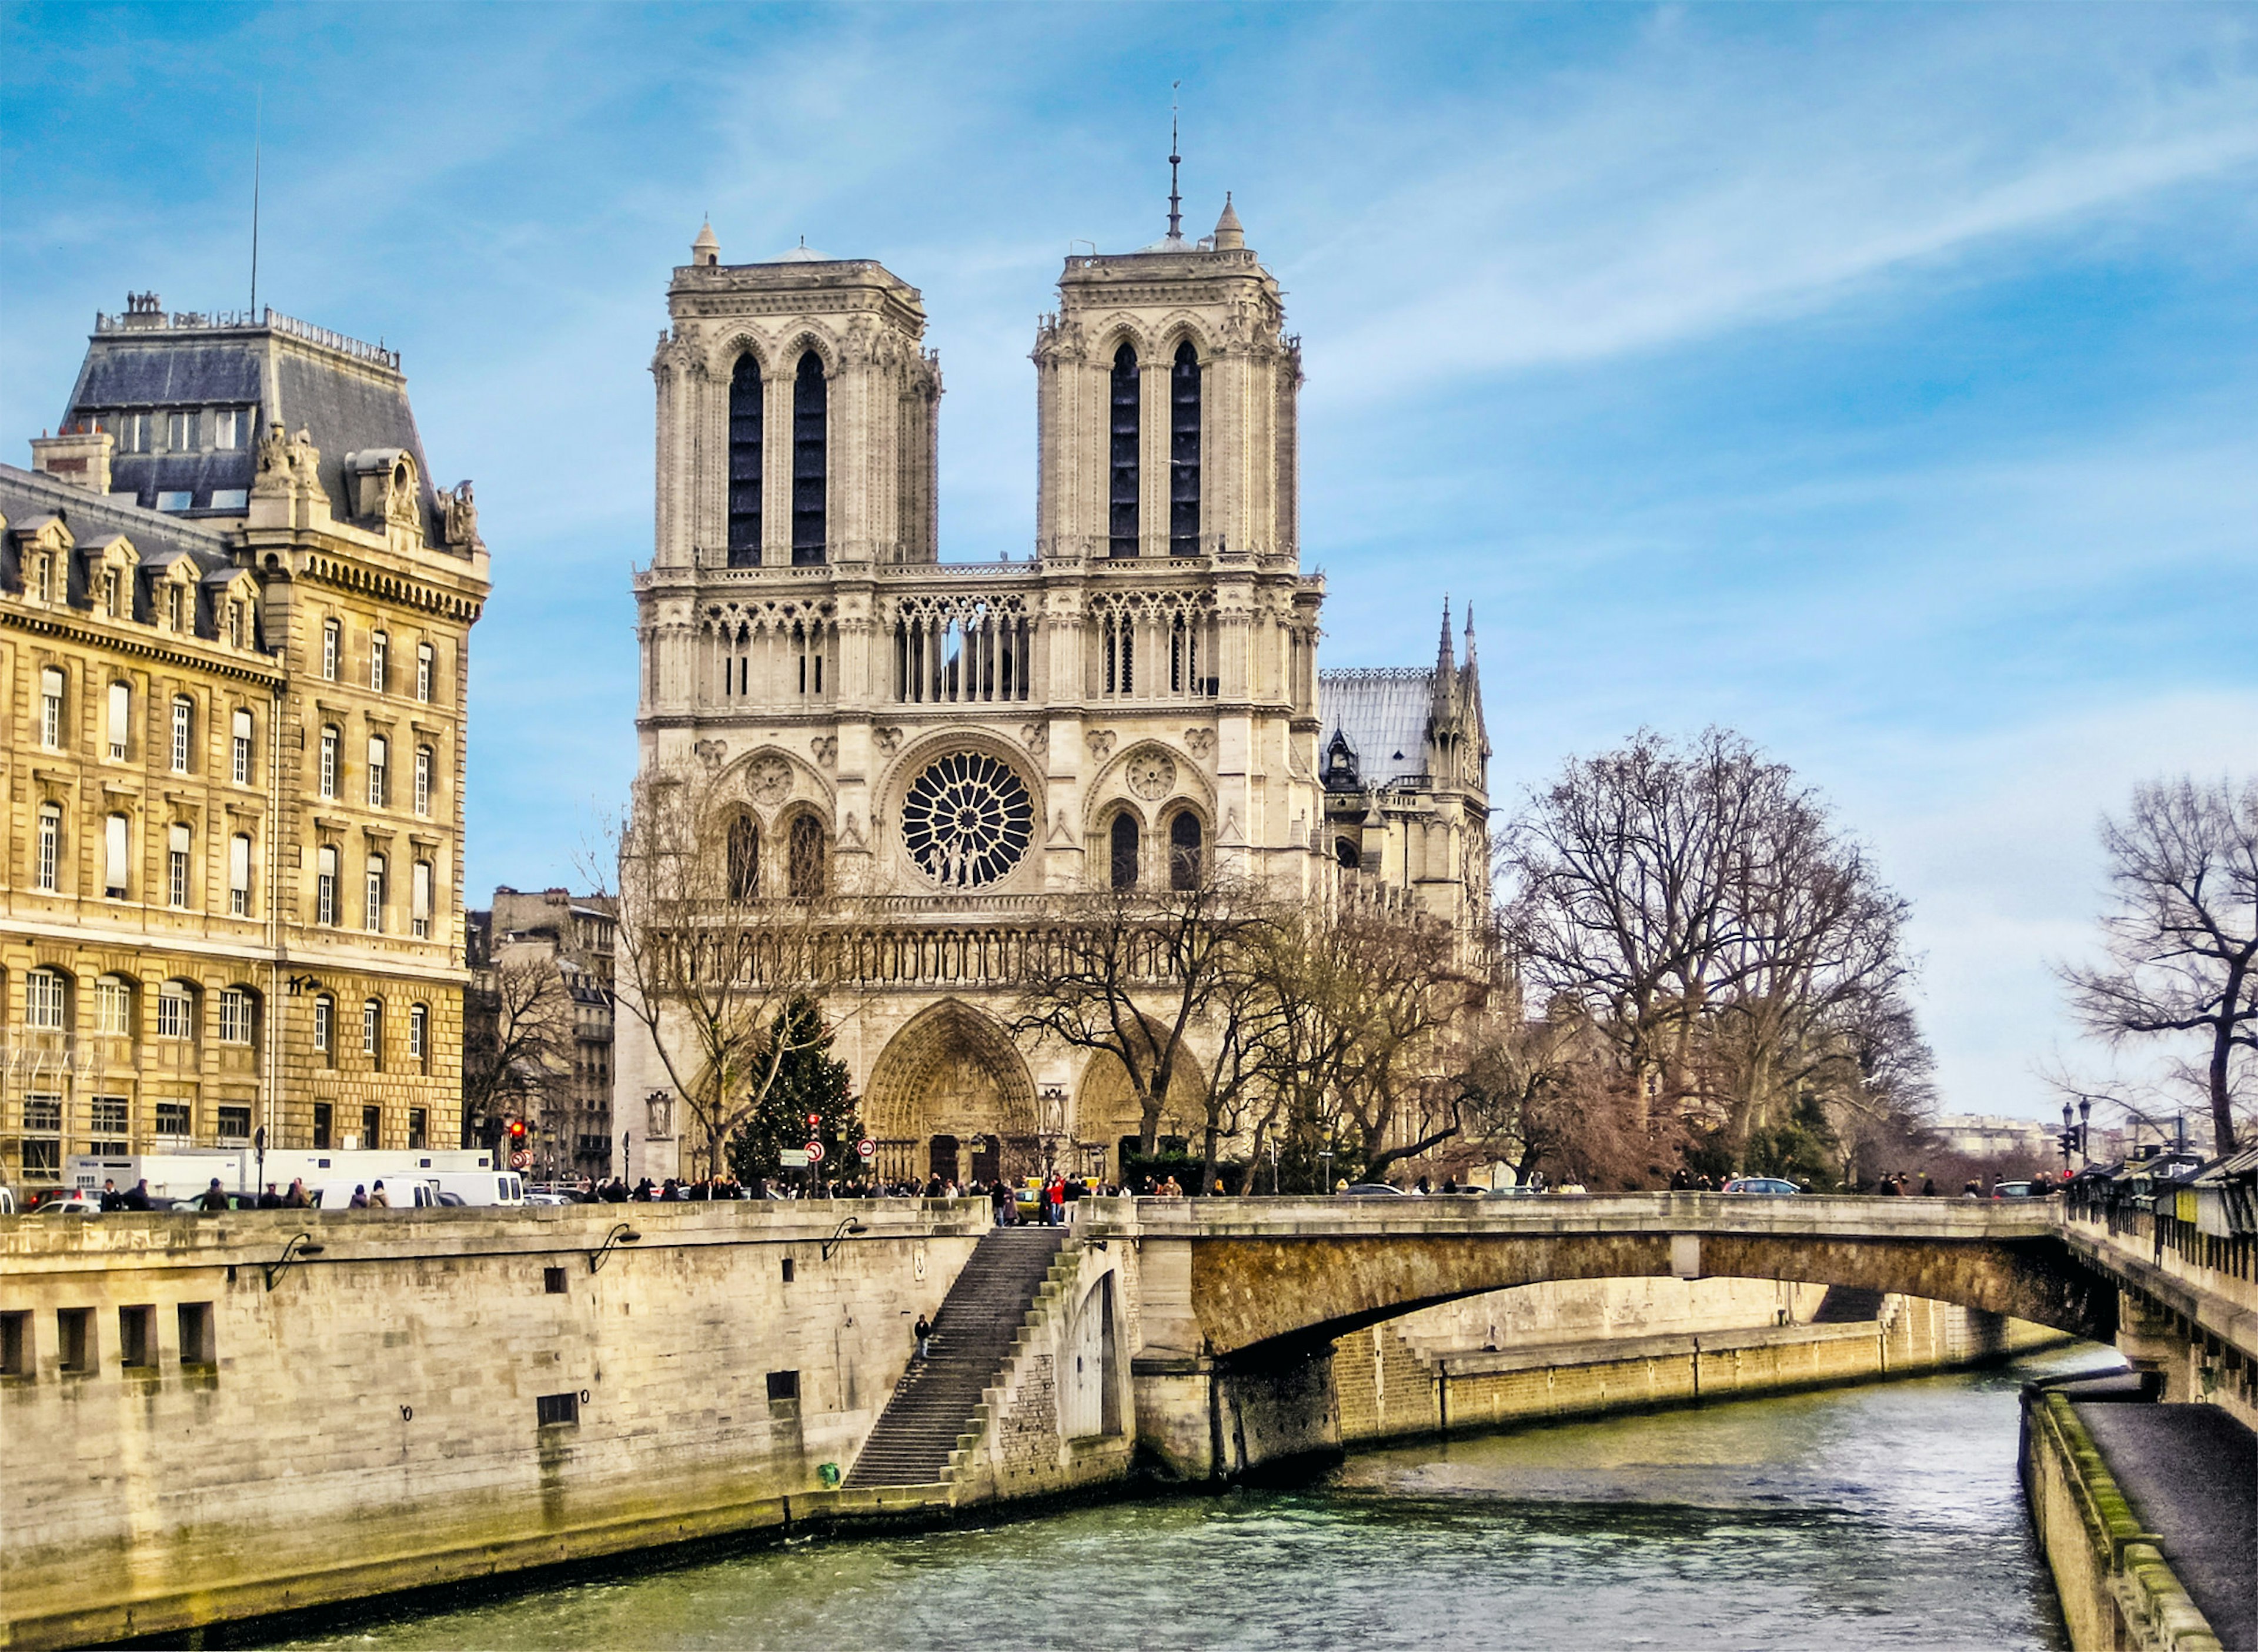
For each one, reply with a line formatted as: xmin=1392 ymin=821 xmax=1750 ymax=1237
xmin=228 ymin=599 xmax=246 ymax=647
xmin=102 ymin=569 xmax=122 ymax=617
xmin=166 ymin=412 xmax=200 ymax=452
xmin=34 ymin=555 xmax=52 ymax=603
xmin=165 ymin=583 xmax=185 ymax=632
xmin=215 ymin=408 xmax=247 ymax=450
xmin=1325 ymin=733 xmax=1358 ymax=788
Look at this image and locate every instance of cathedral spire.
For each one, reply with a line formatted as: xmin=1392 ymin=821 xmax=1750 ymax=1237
xmin=1167 ymin=84 xmax=1183 ymax=242
xmin=1437 ymin=596 xmax=1455 ymax=677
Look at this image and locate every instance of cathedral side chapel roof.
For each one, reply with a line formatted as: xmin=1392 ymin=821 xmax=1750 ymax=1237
xmin=1318 ymin=668 xmax=1437 ymax=789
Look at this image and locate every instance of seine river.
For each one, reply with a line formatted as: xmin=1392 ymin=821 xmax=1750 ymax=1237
xmin=273 ymin=1345 xmax=2119 ymax=1652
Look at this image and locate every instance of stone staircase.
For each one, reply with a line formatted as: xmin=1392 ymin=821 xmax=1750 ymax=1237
xmin=843 ymin=1225 xmax=1069 ymax=1489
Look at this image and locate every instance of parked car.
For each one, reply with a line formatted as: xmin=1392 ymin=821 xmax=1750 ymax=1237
xmin=1340 ymin=1182 xmax=1408 ymax=1196
xmin=1722 ymin=1177 xmax=1801 ymax=1196
xmin=23 ymin=1190 xmax=102 ymax=1215
xmin=1991 ymin=1181 xmax=2043 ymax=1199
xmin=1484 ymin=1184 xmax=1548 ymax=1199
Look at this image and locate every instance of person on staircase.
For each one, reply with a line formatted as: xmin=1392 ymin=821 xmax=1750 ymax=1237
xmin=914 ymin=1313 xmax=933 ymax=1360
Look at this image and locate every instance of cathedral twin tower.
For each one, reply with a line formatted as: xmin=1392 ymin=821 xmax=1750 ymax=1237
xmin=622 ymin=192 xmax=1487 ymax=1186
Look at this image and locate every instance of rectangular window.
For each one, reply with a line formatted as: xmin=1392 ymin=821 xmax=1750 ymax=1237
xmin=171 ymin=698 xmax=192 ymax=773
xmin=312 ymin=1101 xmax=333 ymax=1150
xmin=96 ymin=977 xmax=132 ymax=1035
xmin=216 ymin=1105 xmax=250 ymax=1141
xmin=416 ymin=643 xmax=434 ymax=703
xmin=544 ymin=1266 xmax=568 ymax=1295
xmin=166 ymin=583 xmax=185 ymax=632
xmin=21 ymin=1139 xmax=60 ymax=1176
xmin=408 ymin=1003 xmax=429 ymax=1062
xmin=218 ymin=987 xmax=252 ymax=1044
xmin=232 ymin=708 xmax=253 ymax=783
xmin=24 ymin=1095 xmax=62 ymax=1133
xmin=119 ymin=1305 xmax=156 ymax=1369
xmin=414 ymin=747 xmax=432 ymax=816
xmin=168 ymin=822 xmax=191 ymax=907
xmin=89 ymin=1097 xmax=129 ymax=1140
xmin=107 ymin=814 xmax=131 ymax=898
xmin=766 ymin=1370 xmax=800 ymax=1402
xmin=156 ymin=984 xmax=192 ymax=1040
xmin=41 ymin=667 xmax=64 ymax=747
xmin=362 ymin=1105 xmax=382 ymax=1149
xmin=322 ymin=620 xmax=340 ymax=680
xmin=178 ymin=1302 xmax=216 ymax=1365
xmin=103 ymin=568 xmax=121 ymax=617
xmin=214 ymin=408 xmax=245 ymax=450
xmin=366 ymin=855 xmax=386 ymax=932
xmin=36 ymin=807 xmax=60 ymax=891
xmin=56 ymin=1309 xmax=94 ymax=1375
xmin=25 ymin=974 xmax=66 ymax=1031
xmin=370 ymin=632 xmax=388 ymax=693
xmin=313 ymin=995 xmax=333 ymax=1053
xmin=108 ymin=681 xmax=131 ymax=760
xmin=156 ymin=490 xmax=193 ymax=513
xmin=155 ymin=1101 xmax=191 ymax=1137
xmin=319 ymin=727 xmax=338 ymax=798
xmin=407 ymin=1107 xmax=427 ymax=1151
xmin=209 ymin=489 xmax=248 ymax=511
xmin=536 ymin=1392 xmax=580 ymax=1427
xmin=228 ymin=600 xmax=245 ymax=648
xmin=316 ymin=845 xmax=337 ymax=925
xmin=362 ymin=1000 xmax=381 ymax=1057
xmin=412 ymin=861 xmax=433 ymax=939
xmin=0 ymin=1312 xmax=28 ymax=1377
xmin=166 ymin=410 xmax=200 ymax=452
xmin=118 ymin=412 xmax=149 ymax=454
xmin=34 ymin=554 xmax=52 ymax=603
xmin=230 ymin=833 xmax=252 ymax=917
xmin=368 ymin=735 xmax=388 ymax=808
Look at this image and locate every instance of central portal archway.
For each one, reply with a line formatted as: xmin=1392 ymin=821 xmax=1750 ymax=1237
xmin=862 ymin=999 xmax=1040 ymax=1183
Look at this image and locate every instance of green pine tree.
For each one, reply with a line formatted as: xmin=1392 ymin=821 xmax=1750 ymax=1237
xmin=726 ymin=996 xmax=861 ymax=1183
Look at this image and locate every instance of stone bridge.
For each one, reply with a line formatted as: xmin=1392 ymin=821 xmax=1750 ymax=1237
xmin=1083 ymin=1193 xmax=2257 ymax=1479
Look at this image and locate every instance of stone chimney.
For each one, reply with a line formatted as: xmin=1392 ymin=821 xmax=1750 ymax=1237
xmin=29 ymin=426 xmax=115 ymax=493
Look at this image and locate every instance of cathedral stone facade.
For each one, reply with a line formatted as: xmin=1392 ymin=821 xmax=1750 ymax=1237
xmin=618 ymin=197 xmax=1488 ymax=1186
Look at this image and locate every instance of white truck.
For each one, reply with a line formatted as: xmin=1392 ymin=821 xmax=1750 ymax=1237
xmin=308 ymin=1170 xmax=525 ymax=1209
xmin=68 ymin=1147 xmax=501 ymax=1204
xmin=68 ymin=1149 xmax=252 ymax=1201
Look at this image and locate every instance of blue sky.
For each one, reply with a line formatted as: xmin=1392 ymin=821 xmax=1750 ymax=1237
xmin=4 ymin=4 xmax=2253 ymax=1125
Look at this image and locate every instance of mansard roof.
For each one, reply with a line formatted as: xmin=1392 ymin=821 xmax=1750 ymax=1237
xmin=56 ymin=302 xmax=446 ymax=543
xmin=0 ymin=462 xmax=233 ymax=583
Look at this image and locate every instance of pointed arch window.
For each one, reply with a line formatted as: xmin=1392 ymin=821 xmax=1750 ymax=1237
xmin=727 ymin=814 xmax=760 ymax=902
xmin=1109 ymin=343 xmax=1140 ymax=557
xmin=1168 ymin=811 xmax=1203 ymax=891
xmin=727 ymin=355 xmax=763 ymax=566
xmin=791 ymin=352 xmax=826 ymax=565
xmin=1170 ymin=340 xmax=1201 ymax=555
xmin=787 ymin=814 xmax=826 ymax=899
xmin=1110 ymin=813 xmax=1140 ymax=890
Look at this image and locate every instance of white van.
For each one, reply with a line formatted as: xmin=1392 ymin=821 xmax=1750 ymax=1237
xmin=309 ymin=1179 xmax=443 ymax=1210
xmin=427 ymin=1171 xmax=527 ymax=1208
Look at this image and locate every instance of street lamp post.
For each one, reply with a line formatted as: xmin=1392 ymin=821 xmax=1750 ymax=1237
xmin=2059 ymin=1098 xmax=2092 ymax=1172
xmin=1317 ymin=1147 xmax=1334 ymax=1195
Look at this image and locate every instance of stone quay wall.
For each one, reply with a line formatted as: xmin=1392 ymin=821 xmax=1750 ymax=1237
xmin=0 ymin=1201 xmax=1013 ymax=1651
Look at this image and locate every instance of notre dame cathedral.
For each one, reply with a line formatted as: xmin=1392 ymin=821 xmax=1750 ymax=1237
xmin=616 ymin=186 xmax=1489 ymax=1186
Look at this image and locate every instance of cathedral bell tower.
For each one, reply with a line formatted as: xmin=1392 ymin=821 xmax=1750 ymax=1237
xmin=1033 ymin=192 xmax=1300 ymax=563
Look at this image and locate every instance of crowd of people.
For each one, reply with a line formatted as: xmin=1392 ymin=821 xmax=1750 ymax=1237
xmin=542 ymin=1169 xmax=1206 ymax=1216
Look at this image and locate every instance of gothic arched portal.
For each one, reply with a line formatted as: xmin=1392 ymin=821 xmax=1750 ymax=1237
xmin=1075 ymin=1034 xmax=1208 ymax=1181
xmin=862 ymin=999 xmax=1040 ymax=1184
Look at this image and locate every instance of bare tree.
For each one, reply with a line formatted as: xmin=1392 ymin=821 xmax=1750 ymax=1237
xmin=2060 ymin=775 xmax=2257 ymax=1155
xmin=592 ymin=770 xmax=857 ymax=1180
xmin=1012 ymin=877 xmax=1251 ymax=1159
xmin=1502 ymin=727 xmax=1921 ymax=1156
xmin=462 ymin=951 xmax=575 ymax=1148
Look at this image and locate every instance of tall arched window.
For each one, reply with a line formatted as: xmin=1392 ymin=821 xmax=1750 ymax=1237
xmin=1109 ymin=343 xmax=1140 ymax=558
xmin=727 ymin=354 xmax=763 ymax=566
xmin=1110 ymin=812 xmax=1140 ymax=890
xmin=791 ymin=351 xmax=827 ymax=564
xmin=787 ymin=814 xmax=826 ymax=899
xmin=1168 ymin=811 xmax=1204 ymax=891
xmin=726 ymin=814 xmax=760 ymax=901
xmin=1170 ymin=340 xmax=1201 ymax=555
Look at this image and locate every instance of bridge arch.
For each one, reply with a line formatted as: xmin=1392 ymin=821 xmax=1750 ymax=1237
xmin=1141 ymin=1201 xmax=2123 ymax=1367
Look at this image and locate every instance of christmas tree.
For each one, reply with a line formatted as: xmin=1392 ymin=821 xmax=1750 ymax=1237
xmin=727 ymin=995 xmax=861 ymax=1183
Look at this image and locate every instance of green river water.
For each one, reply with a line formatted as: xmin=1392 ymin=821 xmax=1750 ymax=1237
xmin=271 ymin=1343 xmax=2121 ymax=1651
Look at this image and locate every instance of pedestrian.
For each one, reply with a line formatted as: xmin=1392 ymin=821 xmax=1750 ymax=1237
xmin=991 ymin=1181 xmax=1014 ymax=1226
xmin=369 ymin=1180 xmax=390 ymax=1209
xmin=284 ymin=1178 xmax=310 ymax=1209
xmin=122 ymin=1179 xmax=153 ymax=1210
xmin=1920 ymin=1175 xmax=1937 ymax=1198
xmin=914 ymin=1313 xmax=933 ymax=1360
xmin=199 ymin=1178 xmax=230 ymax=1212
xmin=259 ymin=1182 xmax=284 ymax=1209
xmin=99 ymin=1179 xmax=125 ymax=1212
xmin=1047 ymin=1176 xmax=1065 ymax=1225
xmin=348 ymin=1184 xmax=369 ymax=1210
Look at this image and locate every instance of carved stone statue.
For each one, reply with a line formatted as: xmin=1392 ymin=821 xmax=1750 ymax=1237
xmin=440 ymin=481 xmax=481 ymax=550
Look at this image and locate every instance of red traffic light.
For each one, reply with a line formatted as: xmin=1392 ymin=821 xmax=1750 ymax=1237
xmin=507 ymin=1120 xmax=527 ymax=1142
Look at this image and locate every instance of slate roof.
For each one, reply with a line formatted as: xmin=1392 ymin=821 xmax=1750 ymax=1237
xmin=56 ymin=308 xmax=447 ymax=544
xmin=0 ymin=462 xmax=247 ymax=641
xmin=1318 ymin=668 xmax=1435 ymax=790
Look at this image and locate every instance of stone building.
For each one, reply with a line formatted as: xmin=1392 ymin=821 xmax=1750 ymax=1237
xmin=463 ymin=887 xmax=616 ymax=1178
xmin=618 ymin=189 xmax=1488 ymax=1186
xmin=0 ymin=299 xmax=488 ymax=1185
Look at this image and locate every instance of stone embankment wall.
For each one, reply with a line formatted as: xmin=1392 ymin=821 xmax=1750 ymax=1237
xmin=1334 ymin=1283 xmax=2066 ymax=1444
xmin=2021 ymin=1389 xmax=2223 ymax=1652
xmin=0 ymin=1202 xmax=1018 ymax=1651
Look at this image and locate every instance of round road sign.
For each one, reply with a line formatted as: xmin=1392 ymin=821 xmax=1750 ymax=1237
xmin=804 ymin=1140 xmax=826 ymax=1164
xmin=856 ymin=1138 xmax=877 ymax=1161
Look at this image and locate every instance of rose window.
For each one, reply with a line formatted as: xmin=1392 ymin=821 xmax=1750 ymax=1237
xmin=900 ymin=751 xmax=1035 ymax=888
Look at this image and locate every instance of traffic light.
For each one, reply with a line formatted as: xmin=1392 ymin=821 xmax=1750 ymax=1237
xmin=507 ymin=1119 xmax=528 ymax=1146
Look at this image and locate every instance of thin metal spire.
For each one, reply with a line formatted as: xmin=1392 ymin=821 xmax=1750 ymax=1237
xmin=1167 ymin=81 xmax=1183 ymax=241
xmin=250 ymin=87 xmax=262 ymax=317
